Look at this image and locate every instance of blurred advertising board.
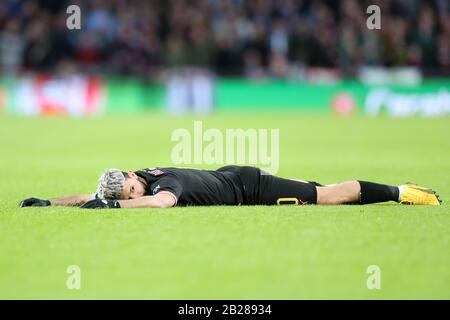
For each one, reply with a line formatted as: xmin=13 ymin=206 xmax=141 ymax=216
xmin=215 ymin=79 xmax=450 ymax=117
xmin=0 ymin=74 xmax=105 ymax=116
xmin=364 ymin=87 xmax=450 ymax=117
xmin=1 ymin=76 xmax=449 ymax=117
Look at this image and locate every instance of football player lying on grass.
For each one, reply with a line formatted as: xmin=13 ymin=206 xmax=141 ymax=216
xmin=19 ymin=166 xmax=441 ymax=209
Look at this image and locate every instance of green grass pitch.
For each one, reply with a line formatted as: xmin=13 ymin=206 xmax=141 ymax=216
xmin=0 ymin=114 xmax=449 ymax=299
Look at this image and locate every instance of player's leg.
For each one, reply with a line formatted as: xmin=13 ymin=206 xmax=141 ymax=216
xmin=258 ymin=175 xmax=319 ymax=205
xmin=317 ymin=181 xmax=400 ymax=204
xmin=244 ymin=168 xmax=441 ymax=206
xmin=258 ymin=175 xmax=402 ymax=205
xmin=316 ymin=181 xmax=361 ymax=204
xmin=316 ymin=181 xmax=441 ymax=205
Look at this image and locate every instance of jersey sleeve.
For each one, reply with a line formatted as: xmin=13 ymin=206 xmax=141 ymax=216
xmin=150 ymin=176 xmax=183 ymax=204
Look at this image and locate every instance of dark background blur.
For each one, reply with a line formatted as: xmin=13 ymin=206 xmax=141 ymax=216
xmin=1 ymin=0 xmax=449 ymax=78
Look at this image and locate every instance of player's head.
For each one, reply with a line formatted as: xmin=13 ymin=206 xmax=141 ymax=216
xmin=96 ymin=169 xmax=146 ymax=200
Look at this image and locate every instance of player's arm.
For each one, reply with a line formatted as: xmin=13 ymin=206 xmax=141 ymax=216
xmin=19 ymin=194 xmax=94 ymax=207
xmin=80 ymin=192 xmax=177 ymax=209
xmin=119 ymin=192 xmax=176 ymax=208
xmin=50 ymin=194 xmax=94 ymax=206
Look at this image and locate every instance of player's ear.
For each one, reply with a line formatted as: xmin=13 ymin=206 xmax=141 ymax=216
xmin=128 ymin=171 xmax=137 ymax=179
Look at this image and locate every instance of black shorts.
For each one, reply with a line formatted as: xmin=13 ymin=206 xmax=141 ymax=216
xmin=217 ymin=166 xmax=321 ymax=205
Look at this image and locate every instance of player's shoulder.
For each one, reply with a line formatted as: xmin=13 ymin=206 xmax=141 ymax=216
xmin=140 ymin=166 xmax=217 ymax=178
xmin=138 ymin=167 xmax=190 ymax=179
xmin=139 ymin=168 xmax=166 ymax=177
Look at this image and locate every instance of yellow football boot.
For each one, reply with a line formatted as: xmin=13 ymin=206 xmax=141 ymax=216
xmin=399 ymin=184 xmax=442 ymax=205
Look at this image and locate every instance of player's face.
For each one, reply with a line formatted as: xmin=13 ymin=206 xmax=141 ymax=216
xmin=120 ymin=171 xmax=146 ymax=200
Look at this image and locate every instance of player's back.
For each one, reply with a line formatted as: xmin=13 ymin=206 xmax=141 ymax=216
xmin=135 ymin=167 xmax=244 ymax=206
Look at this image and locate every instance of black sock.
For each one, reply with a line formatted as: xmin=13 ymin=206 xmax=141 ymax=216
xmin=358 ymin=181 xmax=399 ymax=204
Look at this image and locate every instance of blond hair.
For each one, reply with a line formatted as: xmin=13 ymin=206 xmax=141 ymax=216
xmin=96 ymin=169 xmax=126 ymax=200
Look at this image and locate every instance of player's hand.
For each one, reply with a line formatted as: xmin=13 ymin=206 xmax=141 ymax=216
xmin=80 ymin=199 xmax=121 ymax=209
xmin=19 ymin=198 xmax=51 ymax=208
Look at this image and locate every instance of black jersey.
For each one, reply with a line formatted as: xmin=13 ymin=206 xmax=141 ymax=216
xmin=134 ymin=167 xmax=244 ymax=206
xmin=133 ymin=166 xmax=319 ymax=207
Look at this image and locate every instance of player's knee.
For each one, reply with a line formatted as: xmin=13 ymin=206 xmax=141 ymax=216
xmin=316 ymin=187 xmax=338 ymax=204
xmin=317 ymin=193 xmax=346 ymax=205
xmin=316 ymin=183 xmax=359 ymax=205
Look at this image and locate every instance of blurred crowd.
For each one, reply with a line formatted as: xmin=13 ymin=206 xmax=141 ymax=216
xmin=0 ymin=0 xmax=449 ymax=78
